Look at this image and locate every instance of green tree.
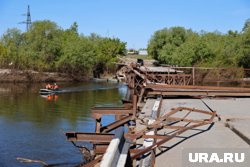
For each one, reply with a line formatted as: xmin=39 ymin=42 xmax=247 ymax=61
xmin=92 ymin=36 xmax=126 ymax=77
xmin=148 ymin=27 xmax=198 ymax=65
xmin=242 ymin=18 xmax=250 ymax=32
xmin=0 ymin=19 xmax=126 ymax=78
xmin=0 ymin=42 xmax=8 ymax=66
xmin=1 ymin=28 xmax=23 ymax=68
xmin=147 ymin=22 xmax=250 ymax=68
xmin=148 ymin=28 xmax=171 ymax=61
xmin=23 ymin=20 xmax=63 ymax=70
xmin=238 ymin=28 xmax=250 ymax=68
xmin=69 ymin=22 xmax=78 ymax=34
xmin=57 ymin=32 xmax=96 ymax=77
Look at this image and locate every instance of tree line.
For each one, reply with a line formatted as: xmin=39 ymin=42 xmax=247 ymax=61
xmin=1 ymin=19 xmax=250 ymax=79
xmin=148 ymin=19 xmax=250 ymax=68
xmin=0 ymin=20 xmax=126 ymax=78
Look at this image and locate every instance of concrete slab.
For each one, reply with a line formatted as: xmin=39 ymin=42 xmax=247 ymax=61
xmin=201 ymin=98 xmax=250 ymax=119
xmin=140 ymin=98 xmax=250 ymax=167
xmin=155 ymin=122 xmax=249 ymax=167
xmin=202 ymin=98 xmax=250 ymax=144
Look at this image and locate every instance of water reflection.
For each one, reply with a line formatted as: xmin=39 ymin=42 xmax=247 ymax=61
xmin=0 ymin=82 xmax=127 ymax=167
xmin=40 ymin=94 xmax=59 ymax=101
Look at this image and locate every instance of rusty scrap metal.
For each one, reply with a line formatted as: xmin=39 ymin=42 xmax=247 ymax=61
xmin=147 ymin=90 xmax=250 ymax=97
xmin=82 ymin=155 xmax=103 ymax=167
xmin=145 ymin=84 xmax=250 ymax=91
xmin=125 ymin=107 xmax=215 ymax=141
xmin=130 ymin=121 xmax=212 ymax=160
xmin=65 ymin=132 xmax=114 ymax=143
xmin=92 ymin=109 xmax=132 ymax=119
xmin=127 ymin=107 xmax=216 ymax=160
xmin=65 ymin=106 xmax=216 ymax=166
xmin=94 ymin=144 xmax=108 ymax=154
xmin=119 ymin=64 xmax=193 ymax=95
xmin=144 ymin=84 xmax=250 ymax=97
xmin=101 ymin=115 xmax=133 ymax=133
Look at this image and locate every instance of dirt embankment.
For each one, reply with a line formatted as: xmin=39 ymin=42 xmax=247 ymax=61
xmin=0 ymin=69 xmax=89 ymax=83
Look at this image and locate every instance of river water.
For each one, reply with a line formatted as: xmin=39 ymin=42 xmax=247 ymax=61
xmin=0 ymin=82 xmax=127 ymax=167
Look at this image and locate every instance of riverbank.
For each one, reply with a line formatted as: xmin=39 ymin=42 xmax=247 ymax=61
xmin=0 ymin=69 xmax=74 ymax=82
xmin=0 ymin=69 xmax=119 ymax=83
xmin=0 ymin=69 xmax=100 ymax=83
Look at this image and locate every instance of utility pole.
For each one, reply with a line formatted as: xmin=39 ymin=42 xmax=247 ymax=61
xmin=19 ymin=5 xmax=32 ymax=31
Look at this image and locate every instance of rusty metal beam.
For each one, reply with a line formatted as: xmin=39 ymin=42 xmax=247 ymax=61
xmin=125 ymin=108 xmax=181 ymax=140
xmin=122 ymin=102 xmax=133 ymax=109
xmin=67 ymin=106 xmax=216 ymax=166
xmin=166 ymin=117 xmax=210 ymax=123
xmin=180 ymin=107 xmax=215 ymax=115
xmin=145 ymin=84 xmax=250 ymax=91
xmin=125 ymin=133 xmax=144 ymax=141
xmin=65 ymin=132 xmax=114 ymax=143
xmin=148 ymin=91 xmax=250 ymax=97
xmin=92 ymin=109 xmax=132 ymax=119
xmin=126 ymin=107 xmax=216 ymax=141
xmin=95 ymin=118 xmax=102 ymax=133
xmin=82 ymin=155 xmax=103 ymax=167
xmin=94 ymin=144 xmax=108 ymax=154
xmin=146 ymin=124 xmax=186 ymax=130
xmin=127 ymin=106 xmax=217 ymax=160
xmin=162 ymin=125 xmax=186 ymax=129
xmin=130 ymin=149 xmax=142 ymax=154
xmin=149 ymin=107 xmax=183 ymax=126
xmin=150 ymin=107 xmax=213 ymax=127
xmin=142 ymin=135 xmax=170 ymax=140
xmin=132 ymin=95 xmax=137 ymax=118
xmin=133 ymin=68 xmax=146 ymax=80
xmin=130 ymin=121 xmax=212 ymax=160
xmin=145 ymin=82 xmax=250 ymax=96
xmin=101 ymin=115 xmax=133 ymax=133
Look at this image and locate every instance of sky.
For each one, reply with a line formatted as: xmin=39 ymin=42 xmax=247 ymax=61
xmin=0 ymin=0 xmax=250 ymax=49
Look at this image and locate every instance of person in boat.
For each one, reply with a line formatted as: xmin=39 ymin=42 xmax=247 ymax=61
xmin=46 ymin=83 xmax=52 ymax=89
xmin=53 ymin=83 xmax=59 ymax=90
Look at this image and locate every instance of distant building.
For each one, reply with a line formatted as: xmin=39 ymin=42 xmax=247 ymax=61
xmin=127 ymin=49 xmax=138 ymax=55
xmin=138 ymin=49 xmax=148 ymax=56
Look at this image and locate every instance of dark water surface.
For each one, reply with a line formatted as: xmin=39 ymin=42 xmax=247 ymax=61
xmin=0 ymin=82 xmax=127 ymax=167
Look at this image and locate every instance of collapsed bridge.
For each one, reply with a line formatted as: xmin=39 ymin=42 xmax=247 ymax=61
xmin=65 ymin=62 xmax=250 ymax=167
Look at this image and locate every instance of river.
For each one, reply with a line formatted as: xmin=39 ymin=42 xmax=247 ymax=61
xmin=0 ymin=82 xmax=127 ymax=167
